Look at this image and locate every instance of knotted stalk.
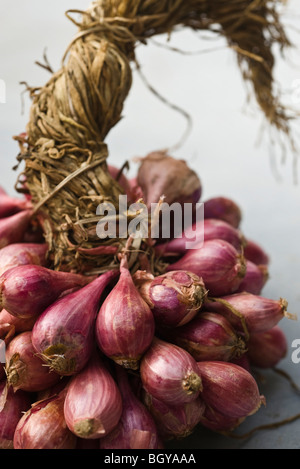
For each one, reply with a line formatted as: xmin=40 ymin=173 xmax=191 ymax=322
xmin=15 ymin=0 xmax=292 ymax=274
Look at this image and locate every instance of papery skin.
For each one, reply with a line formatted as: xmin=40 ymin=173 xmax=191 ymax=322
xmin=135 ymin=270 xmax=208 ymax=328
xmin=161 ymin=312 xmax=246 ymax=362
xmin=5 ymin=331 xmax=61 ymax=393
xmin=13 ymin=388 xmax=77 ymax=449
xmin=64 ymin=353 xmax=123 ymax=440
xmin=100 ymin=366 xmax=160 ymax=449
xmin=0 ymin=242 xmax=48 ymax=277
xmin=244 ymin=239 xmax=270 ymax=266
xmin=143 ymin=390 xmax=205 ymax=441
xmin=0 ymin=380 xmax=31 ymax=449
xmin=236 ymin=260 xmax=269 ymax=295
xmin=0 ymin=264 xmax=89 ymax=319
xmin=96 ymin=258 xmax=155 ymax=370
xmin=140 ymin=338 xmax=203 ymax=406
xmin=197 ymin=361 xmax=265 ymax=419
xmin=32 ymin=270 xmax=119 ymax=376
xmin=203 ymin=196 xmax=242 ymax=228
xmin=155 ymin=218 xmax=244 ymax=257
xmin=167 ymin=239 xmax=246 ymax=297
xmin=247 ymin=326 xmax=288 ymax=369
xmin=0 ymin=210 xmax=33 ymax=249
xmin=204 ymin=292 xmax=290 ymax=334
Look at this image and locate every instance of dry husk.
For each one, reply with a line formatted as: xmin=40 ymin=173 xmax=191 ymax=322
xmin=14 ymin=0 xmax=294 ymax=274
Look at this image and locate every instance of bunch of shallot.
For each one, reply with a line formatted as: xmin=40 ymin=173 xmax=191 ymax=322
xmin=0 ymin=152 xmax=295 ymax=449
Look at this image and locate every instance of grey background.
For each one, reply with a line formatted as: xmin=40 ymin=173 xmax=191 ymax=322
xmin=0 ymin=0 xmax=300 ymax=449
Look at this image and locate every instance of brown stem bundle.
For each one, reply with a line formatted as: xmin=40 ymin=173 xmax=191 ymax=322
xmin=15 ymin=0 xmax=293 ymax=274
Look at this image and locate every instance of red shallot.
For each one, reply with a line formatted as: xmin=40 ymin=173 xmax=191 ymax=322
xmin=5 ymin=331 xmax=61 ymax=393
xmin=161 ymin=312 xmax=246 ymax=362
xmin=137 ymin=151 xmax=202 ymax=209
xmin=134 ymin=270 xmax=208 ymax=328
xmin=246 ymin=326 xmax=288 ymax=369
xmin=155 ymin=218 xmax=244 ymax=257
xmin=197 ymin=361 xmax=265 ymax=419
xmin=204 ymin=293 xmax=294 ymax=335
xmin=100 ymin=366 xmax=160 ymax=449
xmin=13 ymin=387 xmax=77 ymax=449
xmin=0 ymin=192 xmax=31 ymax=219
xmin=203 ymin=196 xmax=242 ymax=228
xmin=0 ymin=309 xmax=36 ymax=334
xmin=140 ymin=337 xmax=202 ymax=406
xmin=0 ymin=264 xmax=89 ymax=319
xmin=32 ymin=270 xmax=119 ymax=376
xmin=0 ymin=242 xmax=48 ymax=277
xmin=143 ymin=390 xmax=205 ymax=440
xmin=0 ymin=210 xmax=33 ymax=249
xmin=64 ymin=353 xmax=122 ymax=439
xmin=167 ymin=239 xmax=246 ymax=297
xmin=96 ymin=254 xmax=155 ymax=370
xmin=244 ymin=239 xmax=270 ymax=266
xmin=236 ymin=260 xmax=269 ymax=295
xmin=0 ymin=380 xmax=31 ymax=449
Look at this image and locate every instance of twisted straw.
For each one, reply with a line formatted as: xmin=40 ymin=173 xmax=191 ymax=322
xmin=15 ymin=0 xmax=292 ymax=274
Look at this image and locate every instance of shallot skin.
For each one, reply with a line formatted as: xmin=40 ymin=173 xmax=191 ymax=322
xmin=100 ymin=366 xmax=160 ymax=449
xmin=96 ymin=258 xmax=155 ymax=370
xmin=32 ymin=270 xmax=118 ymax=376
xmin=0 ymin=264 xmax=89 ymax=319
xmin=64 ymin=353 xmax=123 ymax=440
xmin=5 ymin=331 xmax=61 ymax=393
xmin=0 ymin=242 xmax=48 ymax=277
xmin=137 ymin=151 xmax=202 ymax=209
xmin=143 ymin=391 xmax=205 ymax=441
xmin=0 ymin=380 xmax=31 ymax=449
xmin=197 ymin=361 xmax=265 ymax=419
xmin=161 ymin=312 xmax=246 ymax=362
xmin=13 ymin=389 xmax=77 ymax=450
xmin=140 ymin=338 xmax=202 ymax=406
xmin=0 ymin=210 xmax=33 ymax=249
xmin=247 ymin=326 xmax=288 ymax=369
xmin=203 ymin=196 xmax=242 ymax=228
xmin=204 ymin=292 xmax=291 ymax=334
xmin=167 ymin=239 xmax=246 ymax=297
xmin=135 ymin=270 xmax=208 ymax=328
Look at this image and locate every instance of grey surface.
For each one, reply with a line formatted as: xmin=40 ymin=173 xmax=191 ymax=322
xmin=1 ymin=0 xmax=300 ymax=450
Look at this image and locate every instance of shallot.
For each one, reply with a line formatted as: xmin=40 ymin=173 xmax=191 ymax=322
xmin=32 ymin=270 xmax=119 ymax=376
xmin=197 ymin=361 xmax=265 ymax=419
xmin=0 ymin=264 xmax=90 ymax=319
xmin=100 ymin=366 xmax=160 ymax=449
xmin=0 ymin=242 xmax=48 ymax=277
xmin=13 ymin=387 xmax=77 ymax=449
xmin=0 ymin=210 xmax=33 ymax=249
xmin=0 ymin=380 xmax=31 ymax=449
xmin=167 ymin=239 xmax=246 ymax=297
xmin=137 ymin=151 xmax=202 ymax=209
xmin=64 ymin=353 xmax=122 ymax=439
xmin=143 ymin=390 xmax=205 ymax=440
xmin=236 ymin=260 xmax=269 ymax=295
xmin=134 ymin=270 xmax=208 ymax=327
xmin=204 ymin=292 xmax=293 ymax=335
xmin=96 ymin=254 xmax=155 ymax=370
xmin=203 ymin=196 xmax=242 ymax=228
xmin=5 ymin=331 xmax=61 ymax=392
xmin=161 ymin=312 xmax=246 ymax=362
xmin=246 ymin=326 xmax=288 ymax=369
xmin=155 ymin=218 xmax=244 ymax=257
xmin=140 ymin=337 xmax=202 ymax=406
